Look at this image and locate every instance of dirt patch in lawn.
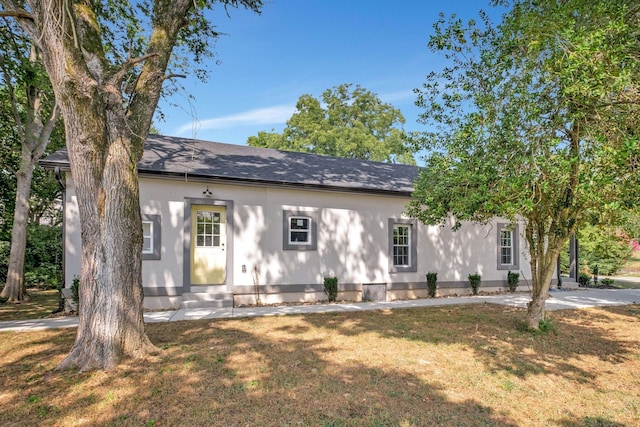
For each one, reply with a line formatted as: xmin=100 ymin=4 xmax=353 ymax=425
xmin=1 ymin=304 xmax=639 ymax=426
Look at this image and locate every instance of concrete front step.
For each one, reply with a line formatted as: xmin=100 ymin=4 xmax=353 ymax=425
xmin=181 ymin=292 xmax=234 ymax=309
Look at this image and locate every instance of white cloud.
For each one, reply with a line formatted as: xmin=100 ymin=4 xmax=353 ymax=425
xmin=175 ymin=104 xmax=295 ymax=135
xmin=380 ymin=89 xmax=415 ymax=104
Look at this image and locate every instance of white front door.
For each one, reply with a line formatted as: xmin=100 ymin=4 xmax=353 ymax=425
xmin=191 ymin=206 xmax=226 ymax=285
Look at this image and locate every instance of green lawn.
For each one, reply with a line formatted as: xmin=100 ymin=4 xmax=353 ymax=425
xmin=0 ymin=289 xmax=61 ymax=321
xmin=1 ymin=303 xmax=639 ymax=426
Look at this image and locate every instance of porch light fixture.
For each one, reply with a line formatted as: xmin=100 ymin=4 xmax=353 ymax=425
xmin=202 ymin=186 xmax=213 ymax=197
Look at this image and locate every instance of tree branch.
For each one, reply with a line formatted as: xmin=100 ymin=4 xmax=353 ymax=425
xmin=0 ymin=10 xmax=34 ymax=21
xmin=163 ymin=73 xmax=187 ymax=80
xmin=110 ymin=53 xmax=159 ymax=87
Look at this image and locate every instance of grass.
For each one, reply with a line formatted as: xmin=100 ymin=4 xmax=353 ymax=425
xmin=0 ymin=289 xmax=60 ymax=321
xmin=1 ymin=303 xmax=640 ymax=426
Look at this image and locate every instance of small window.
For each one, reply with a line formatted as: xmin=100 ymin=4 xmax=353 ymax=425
xmin=142 ymin=214 xmax=161 ymax=260
xmin=500 ymin=229 xmax=513 ymax=265
xmin=289 ymin=216 xmax=311 ymax=244
xmin=393 ymin=225 xmax=411 ymax=267
xmin=283 ymin=209 xmax=318 ymax=251
xmin=388 ymin=219 xmax=417 ymax=273
xmin=497 ymin=223 xmax=519 ymax=270
xmin=196 ymin=210 xmax=221 ymax=247
xmin=142 ymin=220 xmax=154 ymax=254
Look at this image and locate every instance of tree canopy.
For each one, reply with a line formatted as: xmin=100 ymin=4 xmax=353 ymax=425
xmin=248 ymin=84 xmax=417 ymax=164
xmin=408 ymin=0 xmax=640 ymax=328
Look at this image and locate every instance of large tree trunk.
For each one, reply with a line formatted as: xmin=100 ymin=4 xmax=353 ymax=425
xmin=1 ymin=149 xmax=34 ymax=302
xmin=5 ymin=0 xmax=220 ymax=371
xmin=56 ymin=89 xmax=157 ymax=371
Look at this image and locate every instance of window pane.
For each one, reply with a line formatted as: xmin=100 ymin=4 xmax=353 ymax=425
xmin=289 ymin=216 xmax=311 ymax=244
xmin=393 ymin=225 xmax=411 ymax=266
xmin=143 ymin=237 xmax=152 ymax=253
xmin=142 ymin=221 xmax=153 ymax=253
xmin=291 ymin=231 xmax=309 ymax=242
xmin=291 ymin=218 xmax=309 ymax=230
xmin=213 ymin=236 xmax=220 ymax=247
xmin=500 ymin=230 xmax=513 ymax=265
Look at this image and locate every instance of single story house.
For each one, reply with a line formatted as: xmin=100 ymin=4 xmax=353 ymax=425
xmin=42 ymin=134 xmax=571 ymax=310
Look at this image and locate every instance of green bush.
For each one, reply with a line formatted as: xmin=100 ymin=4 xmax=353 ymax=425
xmin=601 ymin=277 xmax=614 ymax=287
xmin=578 ymin=272 xmax=592 ymax=287
xmin=578 ymin=225 xmax=633 ymax=275
xmin=0 ymin=240 xmax=9 ymax=284
xmin=71 ymin=276 xmax=80 ymax=308
xmin=507 ymin=271 xmax=519 ymax=293
xmin=0 ymin=224 xmax=62 ymax=289
xmin=323 ymin=276 xmax=338 ymax=302
xmin=468 ymin=273 xmax=481 ymax=295
xmin=426 ymin=271 xmax=437 ymax=298
xmin=24 ymin=265 xmax=61 ymax=289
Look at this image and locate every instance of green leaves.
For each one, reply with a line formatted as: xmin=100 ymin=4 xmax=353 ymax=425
xmin=412 ymin=0 xmax=640 ymax=233
xmin=247 ymin=84 xmax=417 ymax=165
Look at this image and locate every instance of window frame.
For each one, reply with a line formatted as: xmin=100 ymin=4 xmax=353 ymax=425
xmin=142 ymin=214 xmax=161 ymax=260
xmin=283 ymin=209 xmax=318 ymax=251
xmin=388 ymin=218 xmax=417 ymax=273
xmin=497 ymin=223 xmax=519 ymax=270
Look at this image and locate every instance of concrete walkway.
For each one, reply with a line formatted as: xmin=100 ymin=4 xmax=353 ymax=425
xmin=1 ymin=288 xmax=639 ymax=332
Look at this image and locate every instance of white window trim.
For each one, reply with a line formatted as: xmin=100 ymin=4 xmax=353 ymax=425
xmin=283 ymin=209 xmax=318 ymax=251
xmin=388 ymin=218 xmax=418 ymax=273
xmin=142 ymin=220 xmax=154 ymax=254
xmin=392 ymin=224 xmax=411 ymax=267
xmin=288 ymin=216 xmax=312 ymax=245
xmin=142 ymin=214 xmax=161 ymax=260
xmin=497 ymin=223 xmax=519 ymax=270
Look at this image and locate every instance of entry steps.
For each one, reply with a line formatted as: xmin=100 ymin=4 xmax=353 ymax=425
xmin=180 ymin=288 xmax=233 ymax=309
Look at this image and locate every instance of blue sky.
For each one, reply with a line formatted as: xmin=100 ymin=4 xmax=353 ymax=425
xmin=155 ymin=0 xmax=498 ymax=147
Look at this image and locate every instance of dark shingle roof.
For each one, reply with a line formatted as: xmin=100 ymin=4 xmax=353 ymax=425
xmin=41 ymin=134 xmax=420 ymax=196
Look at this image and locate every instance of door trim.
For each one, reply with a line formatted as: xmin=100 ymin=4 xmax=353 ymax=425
xmin=183 ymin=198 xmax=234 ymax=293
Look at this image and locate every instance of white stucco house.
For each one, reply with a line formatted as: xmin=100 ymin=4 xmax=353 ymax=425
xmin=43 ymin=134 xmax=540 ymax=310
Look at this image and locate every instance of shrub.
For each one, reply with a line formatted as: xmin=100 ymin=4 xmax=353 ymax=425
xmin=468 ymin=273 xmax=481 ymax=295
xmin=323 ymin=276 xmax=338 ymax=302
xmin=507 ymin=271 xmax=519 ymax=293
xmin=71 ymin=276 xmax=80 ymax=308
xmin=24 ymin=264 xmax=61 ymax=289
xmin=0 ymin=240 xmax=9 ymax=284
xmin=591 ymin=264 xmax=599 ymax=286
xmin=578 ymin=272 xmax=592 ymax=287
xmin=601 ymin=277 xmax=614 ymax=287
xmin=426 ymin=271 xmax=437 ymax=298
xmin=578 ymin=225 xmax=633 ymax=275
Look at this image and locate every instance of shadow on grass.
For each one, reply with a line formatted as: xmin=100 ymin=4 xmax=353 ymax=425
xmin=0 ymin=304 xmax=638 ymax=426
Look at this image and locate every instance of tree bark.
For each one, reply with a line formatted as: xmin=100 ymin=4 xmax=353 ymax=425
xmin=1 ymin=150 xmax=33 ymax=302
xmin=57 ymin=124 xmax=157 ymax=371
xmin=3 ymin=0 xmax=260 ymax=370
xmin=9 ymin=0 xmax=195 ymax=371
xmin=526 ymin=256 xmax=557 ymax=329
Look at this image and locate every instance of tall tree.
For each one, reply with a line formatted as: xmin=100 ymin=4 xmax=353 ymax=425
xmin=248 ymin=84 xmax=417 ymax=164
xmin=408 ymin=0 xmax=640 ymax=328
xmin=0 ymin=18 xmax=59 ymax=302
xmin=0 ymin=0 xmax=263 ymax=370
